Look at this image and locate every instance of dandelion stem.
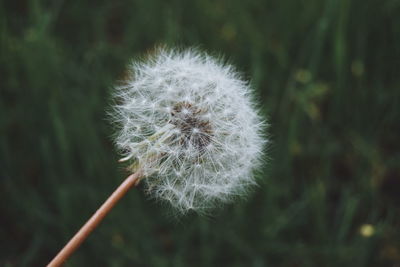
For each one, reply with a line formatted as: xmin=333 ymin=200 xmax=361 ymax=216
xmin=47 ymin=170 xmax=143 ymax=267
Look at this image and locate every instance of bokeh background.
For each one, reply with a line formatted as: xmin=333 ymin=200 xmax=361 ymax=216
xmin=1 ymin=0 xmax=400 ymax=266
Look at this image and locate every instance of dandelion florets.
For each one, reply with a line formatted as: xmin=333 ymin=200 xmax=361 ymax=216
xmin=112 ymin=48 xmax=266 ymax=214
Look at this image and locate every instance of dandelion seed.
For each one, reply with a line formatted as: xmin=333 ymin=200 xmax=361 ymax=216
xmin=112 ymin=47 xmax=267 ymax=213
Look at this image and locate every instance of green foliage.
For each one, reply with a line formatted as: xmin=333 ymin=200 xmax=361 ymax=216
xmin=1 ymin=0 xmax=400 ymax=266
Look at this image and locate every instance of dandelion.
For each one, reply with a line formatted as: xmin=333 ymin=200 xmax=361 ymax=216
xmin=360 ymin=224 xmax=375 ymax=237
xmin=48 ymin=47 xmax=266 ymax=267
xmin=113 ymin=48 xmax=266 ymax=213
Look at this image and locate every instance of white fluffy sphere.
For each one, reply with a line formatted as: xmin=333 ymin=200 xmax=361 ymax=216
xmin=112 ymin=48 xmax=266 ymax=213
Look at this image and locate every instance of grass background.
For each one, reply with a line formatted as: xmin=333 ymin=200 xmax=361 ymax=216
xmin=1 ymin=0 xmax=400 ymax=266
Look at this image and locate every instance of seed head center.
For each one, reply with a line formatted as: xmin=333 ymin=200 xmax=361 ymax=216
xmin=170 ymin=102 xmax=213 ymax=151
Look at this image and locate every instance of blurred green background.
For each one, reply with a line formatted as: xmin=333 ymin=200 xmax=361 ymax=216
xmin=1 ymin=0 xmax=400 ymax=266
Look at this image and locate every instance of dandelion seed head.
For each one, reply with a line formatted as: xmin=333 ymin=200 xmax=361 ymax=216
xmin=112 ymin=48 xmax=267 ymax=214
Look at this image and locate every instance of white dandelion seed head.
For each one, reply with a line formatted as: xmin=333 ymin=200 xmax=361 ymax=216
xmin=112 ymin=48 xmax=267 ymax=214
